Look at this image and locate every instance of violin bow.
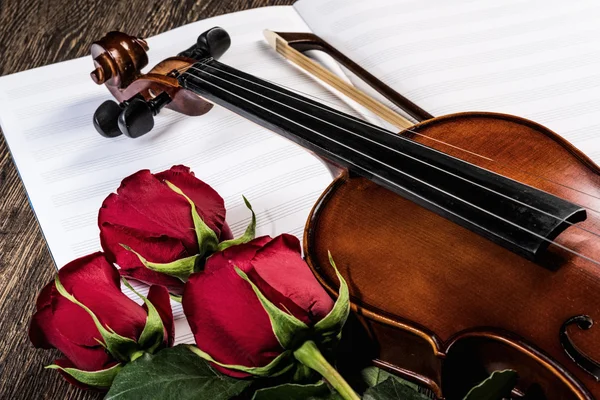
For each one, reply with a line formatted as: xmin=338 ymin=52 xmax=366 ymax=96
xmin=262 ymin=30 xmax=433 ymax=129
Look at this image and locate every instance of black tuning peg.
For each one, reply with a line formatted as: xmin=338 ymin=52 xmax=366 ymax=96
xmin=178 ymin=26 xmax=231 ymax=61
xmin=93 ymin=100 xmax=124 ymax=138
xmin=118 ymin=92 xmax=172 ymax=138
xmin=93 ymin=94 xmax=144 ymax=138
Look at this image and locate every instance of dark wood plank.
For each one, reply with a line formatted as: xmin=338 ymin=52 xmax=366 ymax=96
xmin=0 ymin=0 xmax=294 ymax=398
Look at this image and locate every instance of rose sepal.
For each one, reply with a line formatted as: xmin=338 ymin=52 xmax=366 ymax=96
xmin=235 ymin=267 xmax=310 ymax=349
xmin=120 ymin=244 xmax=199 ymax=282
xmin=186 ymin=345 xmax=295 ymax=377
xmin=122 ymin=279 xmax=165 ymax=353
xmin=312 ymin=252 xmax=351 ymax=346
xmin=217 ymin=196 xmax=256 ymax=251
xmin=54 ymin=276 xmax=139 ymax=362
xmin=45 ymin=362 xmax=122 ymax=389
xmin=165 ymin=180 xmax=218 ymax=257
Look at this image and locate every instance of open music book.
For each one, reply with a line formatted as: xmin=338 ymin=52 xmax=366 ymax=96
xmin=1 ymin=0 xmax=599 ymax=344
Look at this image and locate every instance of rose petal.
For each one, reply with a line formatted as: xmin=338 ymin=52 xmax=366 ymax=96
xmin=53 ymin=253 xmax=148 ymax=346
xmin=154 ymin=165 xmax=226 ymax=238
xmin=219 ymin=222 xmax=234 ymax=241
xmin=119 ymin=266 xmax=184 ymax=295
xmin=204 ymin=236 xmax=273 ymax=275
xmin=146 ymin=285 xmax=175 ymax=347
xmin=250 ymin=234 xmax=334 ymax=325
xmin=100 ymin=222 xmax=187 ymax=271
xmin=35 ymin=280 xmax=56 ymax=311
xmin=183 ymin=266 xmax=282 ymax=377
xmin=30 ymin=305 xmax=111 ymax=371
xmin=99 ymin=170 xmax=200 ymax=253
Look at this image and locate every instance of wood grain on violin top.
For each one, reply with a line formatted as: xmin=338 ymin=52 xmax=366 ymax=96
xmin=0 ymin=1 xmax=293 ymax=399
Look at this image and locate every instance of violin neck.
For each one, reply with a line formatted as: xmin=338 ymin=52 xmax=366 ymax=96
xmin=178 ymin=58 xmax=586 ymax=260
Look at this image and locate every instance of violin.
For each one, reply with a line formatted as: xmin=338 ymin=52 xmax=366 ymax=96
xmin=89 ymin=27 xmax=600 ymax=399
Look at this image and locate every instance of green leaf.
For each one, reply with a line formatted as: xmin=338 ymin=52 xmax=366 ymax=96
xmin=363 ymin=377 xmax=431 ymax=400
xmin=217 ymin=196 xmax=256 ymax=251
xmin=122 ymin=278 xmax=164 ymax=354
xmin=252 ymin=380 xmax=343 ymax=400
xmin=463 ymin=370 xmax=518 ymax=400
xmin=235 ymin=267 xmax=309 ymax=349
xmin=105 ymin=345 xmax=251 ymax=400
xmin=187 ymin=345 xmax=294 ymax=378
xmin=54 ymin=276 xmax=139 ymax=362
xmin=165 ymin=180 xmax=218 ymax=258
xmin=361 ymin=366 xmax=420 ymax=392
xmin=46 ymin=363 xmax=122 ymax=389
xmin=120 ymin=244 xmax=199 ymax=282
xmin=313 ymin=252 xmax=350 ymax=345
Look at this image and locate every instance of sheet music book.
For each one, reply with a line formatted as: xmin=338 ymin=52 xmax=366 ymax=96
xmin=1 ymin=0 xmax=599 ymax=344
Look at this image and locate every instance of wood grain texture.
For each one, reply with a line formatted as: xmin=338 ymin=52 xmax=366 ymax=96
xmin=305 ymin=113 xmax=600 ymax=399
xmin=0 ymin=0 xmax=293 ymax=398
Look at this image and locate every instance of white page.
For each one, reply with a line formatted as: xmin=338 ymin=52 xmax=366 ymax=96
xmin=296 ymin=0 xmax=600 ymax=162
xmin=0 ymin=6 xmax=347 ymax=344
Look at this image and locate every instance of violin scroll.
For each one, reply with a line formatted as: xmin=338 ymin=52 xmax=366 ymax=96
xmin=90 ymin=27 xmax=232 ymax=138
xmin=90 ymin=31 xmax=149 ymax=88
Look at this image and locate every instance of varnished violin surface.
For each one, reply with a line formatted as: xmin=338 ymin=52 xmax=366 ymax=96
xmin=89 ymin=27 xmax=600 ymax=399
xmin=306 ymin=112 xmax=600 ymax=399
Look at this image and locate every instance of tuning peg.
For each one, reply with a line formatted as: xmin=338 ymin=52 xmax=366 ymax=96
xmin=92 ymin=94 xmax=145 ymax=138
xmin=178 ymin=26 xmax=231 ymax=61
xmin=118 ymin=92 xmax=172 ymax=138
xmin=93 ymin=100 xmax=124 ymax=138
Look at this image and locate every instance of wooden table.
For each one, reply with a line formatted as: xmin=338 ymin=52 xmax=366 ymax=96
xmin=0 ymin=1 xmax=293 ymax=398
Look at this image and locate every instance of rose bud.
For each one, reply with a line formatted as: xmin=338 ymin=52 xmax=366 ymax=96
xmin=183 ymin=234 xmax=359 ymax=400
xmin=29 ymin=252 xmax=174 ymax=389
xmin=99 ymin=165 xmax=246 ymax=294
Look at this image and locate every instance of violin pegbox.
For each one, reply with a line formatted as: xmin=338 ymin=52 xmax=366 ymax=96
xmin=90 ymin=27 xmax=231 ymax=138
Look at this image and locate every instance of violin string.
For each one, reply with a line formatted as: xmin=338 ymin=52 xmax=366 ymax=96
xmin=178 ymin=61 xmax=600 ymax=210
xmin=179 ymin=67 xmax=600 ymax=267
xmin=173 ymin=62 xmax=495 ymax=162
xmin=183 ymin=62 xmax=600 ymax=240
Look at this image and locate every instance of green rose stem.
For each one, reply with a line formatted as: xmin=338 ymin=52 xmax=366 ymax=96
xmin=293 ymin=340 xmax=360 ymax=400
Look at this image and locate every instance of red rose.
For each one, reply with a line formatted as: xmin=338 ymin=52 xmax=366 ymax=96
xmin=99 ymin=165 xmax=232 ymax=293
xmin=29 ymin=252 xmax=174 ymax=388
xmin=182 ymin=234 xmax=334 ymax=377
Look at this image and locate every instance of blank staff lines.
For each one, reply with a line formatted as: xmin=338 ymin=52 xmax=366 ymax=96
xmin=52 ymin=179 xmax=120 ymax=207
xmin=332 ymin=0 xmax=526 ymax=32
xmin=402 ymin=51 xmax=600 ymax=102
xmin=174 ymin=332 xmax=195 ymax=345
xmin=7 ymin=73 xmax=89 ymax=100
xmin=40 ymin=115 xmax=242 ymax=183
xmin=24 ymin=114 xmax=91 ymax=141
xmin=224 ymin=164 xmax=325 ymax=206
xmin=526 ymin=99 xmax=600 ymax=122
xmin=35 ymin=134 xmax=125 ymax=162
xmin=566 ymin=125 xmax=600 ymax=143
xmin=61 ymin=212 xmax=97 ymax=232
xmin=71 ymin=238 xmax=100 ymax=256
xmin=50 ymin=145 xmax=305 ymax=208
xmin=17 ymin=95 xmax=105 ymax=119
xmin=228 ymin=190 xmax=322 ymax=235
xmin=154 ymin=129 xmax=272 ymax=171
xmin=287 ymin=225 xmax=305 ymax=239
xmin=345 ymin=3 xmax=595 ymax=52
xmin=370 ymin=30 xmax=598 ymax=77
xmin=431 ymin=74 xmax=600 ymax=115
xmin=206 ymin=146 xmax=305 ymax=187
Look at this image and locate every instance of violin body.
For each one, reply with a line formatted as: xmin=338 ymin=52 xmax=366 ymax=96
xmin=305 ymin=112 xmax=600 ymax=399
